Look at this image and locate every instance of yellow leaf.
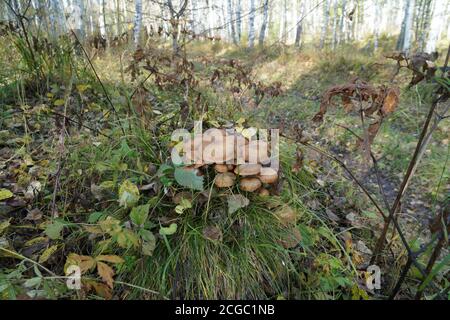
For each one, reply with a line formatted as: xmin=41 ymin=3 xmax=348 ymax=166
xmin=24 ymin=236 xmax=48 ymax=247
xmin=53 ymin=99 xmax=65 ymax=106
xmin=38 ymin=245 xmax=59 ymax=263
xmin=83 ymin=225 xmax=104 ymax=234
xmin=96 ymin=255 xmax=124 ymax=264
xmin=0 ymin=218 xmax=11 ymax=235
xmin=97 ymin=261 xmax=115 ymax=289
xmin=0 ymin=189 xmax=13 ymax=201
xmin=65 ymin=253 xmax=96 ymax=274
xmin=76 ymin=84 xmax=90 ymax=93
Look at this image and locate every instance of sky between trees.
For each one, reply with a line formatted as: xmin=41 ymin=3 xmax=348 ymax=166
xmin=2 ymin=0 xmax=449 ymax=53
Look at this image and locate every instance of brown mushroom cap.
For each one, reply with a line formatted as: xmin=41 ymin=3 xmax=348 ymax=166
xmin=234 ymin=164 xmax=261 ymax=176
xmin=258 ymin=188 xmax=270 ymax=196
xmin=215 ymin=172 xmax=236 ymax=188
xmin=259 ymin=167 xmax=278 ymax=184
xmin=214 ymin=164 xmax=229 ymax=173
xmin=239 ymin=177 xmax=262 ymax=192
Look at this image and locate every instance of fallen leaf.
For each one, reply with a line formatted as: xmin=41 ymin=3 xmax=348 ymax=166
xmin=97 ymin=261 xmax=115 ymax=288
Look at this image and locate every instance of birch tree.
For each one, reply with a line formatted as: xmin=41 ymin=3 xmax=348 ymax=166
xmin=294 ymin=0 xmax=305 ymax=48
xmin=258 ymin=0 xmax=269 ymax=46
xmin=134 ymin=0 xmax=143 ymax=47
xmin=426 ymin=0 xmax=444 ymax=52
xmin=320 ymin=0 xmax=330 ymax=48
xmin=236 ymin=0 xmax=242 ymax=42
xmin=227 ymin=0 xmax=238 ymax=44
xmin=248 ymin=0 xmax=256 ymax=48
xmin=397 ymin=0 xmax=416 ymax=53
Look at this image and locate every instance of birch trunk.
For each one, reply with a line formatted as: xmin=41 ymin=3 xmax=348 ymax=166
xmin=248 ymin=0 xmax=256 ymax=48
xmin=134 ymin=0 xmax=143 ymax=47
xmin=258 ymin=0 xmax=269 ymax=46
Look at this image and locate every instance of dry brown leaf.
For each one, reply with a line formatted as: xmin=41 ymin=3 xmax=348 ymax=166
xmin=97 ymin=261 xmax=115 ymax=289
xmin=381 ymin=87 xmax=400 ymax=115
xmin=96 ymin=255 xmax=124 ymax=264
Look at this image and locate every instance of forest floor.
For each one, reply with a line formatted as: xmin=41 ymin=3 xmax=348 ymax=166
xmin=0 ymin=37 xmax=448 ymax=300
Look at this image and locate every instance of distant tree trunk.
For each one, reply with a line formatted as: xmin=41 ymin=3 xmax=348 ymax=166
xmin=280 ymin=0 xmax=288 ymax=43
xmin=338 ymin=0 xmax=346 ymax=44
xmin=248 ymin=0 xmax=256 ymax=48
xmin=374 ymin=0 xmax=382 ymax=52
xmin=116 ymin=0 xmax=122 ymax=36
xmin=397 ymin=0 xmax=416 ymax=53
xmin=49 ymin=0 xmax=66 ymax=38
xmin=418 ymin=0 xmax=433 ymax=50
xmin=426 ymin=0 xmax=443 ymax=52
xmin=294 ymin=0 xmax=305 ymax=48
xmin=320 ymin=0 xmax=330 ymax=48
xmin=207 ymin=0 xmax=215 ymax=37
xmin=258 ymin=0 xmax=269 ymax=46
xmin=331 ymin=0 xmax=338 ymax=49
xmin=191 ymin=0 xmax=198 ymax=34
xmin=134 ymin=0 xmax=143 ymax=47
xmin=236 ymin=0 xmax=242 ymax=42
xmin=227 ymin=0 xmax=238 ymax=44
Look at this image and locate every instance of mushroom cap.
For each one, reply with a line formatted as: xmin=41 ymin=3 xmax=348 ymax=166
xmin=227 ymin=164 xmax=235 ymax=171
xmin=214 ymin=164 xmax=229 ymax=173
xmin=258 ymin=188 xmax=270 ymax=196
xmin=234 ymin=164 xmax=261 ymax=176
xmin=239 ymin=177 xmax=262 ymax=192
xmin=259 ymin=167 xmax=278 ymax=184
xmin=214 ymin=172 xmax=236 ymax=188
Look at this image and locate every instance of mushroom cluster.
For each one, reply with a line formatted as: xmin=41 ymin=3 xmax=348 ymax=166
xmin=179 ymin=128 xmax=280 ymax=195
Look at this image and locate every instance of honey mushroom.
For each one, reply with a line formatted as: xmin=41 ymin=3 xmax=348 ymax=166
xmin=214 ymin=164 xmax=229 ymax=173
xmin=214 ymin=172 xmax=236 ymax=188
xmin=258 ymin=167 xmax=278 ymax=184
xmin=234 ymin=164 xmax=261 ymax=176
xmin=239 ymin=177 xmax=262 ymax=192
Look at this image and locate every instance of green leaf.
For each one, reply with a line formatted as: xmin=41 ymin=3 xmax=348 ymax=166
xmin=44 ymin=221 xmax=64 ymax=240
xmin=0 ymin=189 xmax=13 ymax=201
xmin=174 ymin=167 xmax=204 ymax=191
xmin=0 ymin=218 xmax=11 ymax=235
xmin=53 ymin=99 xmax=65 ymax=106
xmin=175 ymin=198 xmax=192 ymax=214
xmin=159 ymin=223 xmax=177 ymax=236
xmin=88 ymin=212 xmax=104 ymax=223
xmin=156 ymin=164 xmax=173 ymax=177
xmin=140 ymin=230 xmax=156 ymax=256
xmin=118 ymin=180 xmax=140 ymax=208
xmin=418 ymin=253 xmax=450 ymax=291
xmin=227 ymin=194 xmax=250 ymax=214
xmin=130 ymin=204 xmax=150 ymax=226
xmin=24 ymin=277 xmax=41 ymax=288
xmin=38 ymin=245 xmax=59 ymax=263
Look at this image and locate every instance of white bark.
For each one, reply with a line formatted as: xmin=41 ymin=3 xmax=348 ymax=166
xmin=134 ymin=0 xmax=143 ymax=46
xmin=258 ymin=0 xmax=269 ymax=46
xmin=248 ymin=0 xmax=256 ymax=47
xmin=320 ymin=0 xmax=330 ymax=48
